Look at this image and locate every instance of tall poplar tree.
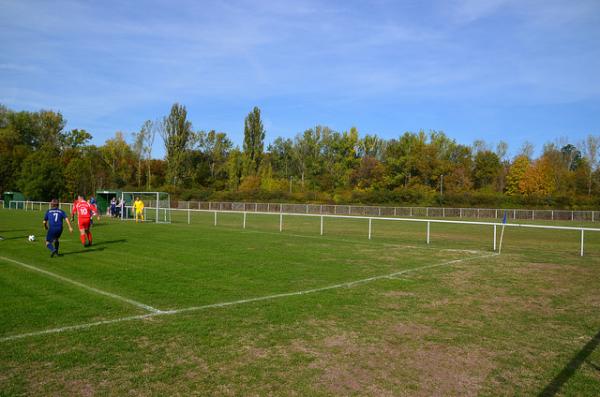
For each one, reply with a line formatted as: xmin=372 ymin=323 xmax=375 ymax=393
xmin=160 ymin=103 xmax=193 ymax=186
xmin=242 ymin=106 xmax=265 ymax=177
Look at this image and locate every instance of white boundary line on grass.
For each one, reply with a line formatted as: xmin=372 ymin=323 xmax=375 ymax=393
xmin=0 ymin=252 xmax=498 ymax=343
xmin=0 ymin=256 xmax=162 ymax=314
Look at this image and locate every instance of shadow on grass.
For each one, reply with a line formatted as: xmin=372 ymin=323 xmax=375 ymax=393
xmin=61 ymin=247 xmax=106 ymax=256
xmin=0 ymin=235 xmax=31 ymax=241
xmin=538 ymin=329 xmax=600 ymax=396
xmin=92 ymin=239 xmax=127 ymax=247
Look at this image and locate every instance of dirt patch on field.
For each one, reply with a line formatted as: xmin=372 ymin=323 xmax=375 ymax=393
xmin=382 ymin=290 xmax=416 ymax=298
xmin=288 ymin=324 xmax=494 ymax=396
xmin=409 ymin=345 xmax=494 ymax=396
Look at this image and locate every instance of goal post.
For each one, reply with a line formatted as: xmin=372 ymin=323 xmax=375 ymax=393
xmin=120 ymin=192 xmax=171 ymax=223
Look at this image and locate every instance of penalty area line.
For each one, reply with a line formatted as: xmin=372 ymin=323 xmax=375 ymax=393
xmin=0 ymin=252 xmax=498 ymax=343
xmin=0 ymin=256 xmax=162 ymax=314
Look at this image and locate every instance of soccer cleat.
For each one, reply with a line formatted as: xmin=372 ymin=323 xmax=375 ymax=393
xmin=50 ymin=250 xmax=58 ymax=257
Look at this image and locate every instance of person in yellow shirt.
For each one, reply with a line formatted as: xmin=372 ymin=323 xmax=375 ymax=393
xmin=133 ymin=197 xmax=144 ymax=223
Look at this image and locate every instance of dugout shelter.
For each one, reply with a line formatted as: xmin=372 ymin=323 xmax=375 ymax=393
xmin=3 ymin=191 xmax=25 ymax=208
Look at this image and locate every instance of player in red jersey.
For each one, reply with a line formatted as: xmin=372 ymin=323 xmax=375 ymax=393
xmin=71 ymin=195 xmax=95 ymax=247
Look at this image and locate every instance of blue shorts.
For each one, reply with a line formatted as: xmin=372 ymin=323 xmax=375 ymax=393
xmin=46 ymin=228 xmax=63 ymax=242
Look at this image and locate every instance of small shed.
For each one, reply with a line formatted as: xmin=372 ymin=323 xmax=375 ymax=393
xmin=95 ymin=190 xmax=121 ymax=215
xmin=3 ymin=191 xmax=25 ymax=208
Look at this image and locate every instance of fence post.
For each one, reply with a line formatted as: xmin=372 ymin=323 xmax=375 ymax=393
xmin=368 ymin=218 xmax=372 ymax=240
xmin=320 ymin=205 xmax=323 ymax=214
xmin=593 ymin=212 xmax=595 ymax=222
xmin=495 ymin=209 xmax=498 ymax=219
xmin=187 ymin=202 xmax=191 ymax=225
xmin=306 ymin=204 xmax=308 ymax=214
xmin=532 ymin=210 xmax=534 ymax=221
xmin=394 ymin=207 xmax=397 ymax=217
xmin=320 ymin=216 xmax=324 ymax=235
xmin=214 ymin=211 xmax=217 ymax=226
xmin=493 ymin=224 xmax=497 ymax=251
xmin=410 ymin=207 xmax=413 ymax=217
xmin=580 ymin=230 xmax=584 ymax=257
xmin=426 ymin=207 xmax=429 ymax=217
xmin=572 ymin=211 xmax=574 ymax=221
xmin=552 ymin=210 xmax=554 ymax=221
xmin=426 ymin=221 xmax=430 ymax=244
xmin=460 ymin=208 xmax=463 ymax=218
xmin=442 ymin=208 xmax=445 ymax=217
xmin=513 ymin=209 xmax=516 ymax=219
xmin=279 ymin=213 xmax=283 ymax=232
xmin=477 ymin=208 xmax=480 ymax=218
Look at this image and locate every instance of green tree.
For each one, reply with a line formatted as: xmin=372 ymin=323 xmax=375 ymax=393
xmin=268 ymin=137 xmax=294 ymax=179
xmin=242 ymin=106 xmax=265 ymax=177
xmin=17 ymin=145 xmax=65 ymax=200
xmin=227 ymin=148 xmax=243 ymax=190
xmin=101 ymin=132 xmax=133 ymax=187
xmin=472 ymin=150 xmax=501 ymax=189
xmin=198 ymin=130 xmax=232 ymax=185
xmin=321 ymin=127 xmax=359 ymax=190
xmin=62 ymin=129 xmax=92 ymax=149
xmin=160 ymin=103 xmax=193 ymax=186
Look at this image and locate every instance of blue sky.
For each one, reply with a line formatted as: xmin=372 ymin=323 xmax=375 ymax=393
xmin=1 ymin=0 xmax=599 ymax=158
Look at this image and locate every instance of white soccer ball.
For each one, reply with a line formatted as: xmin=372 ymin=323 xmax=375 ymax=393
xmin=28 ymin=235 xmax=36 ymax=242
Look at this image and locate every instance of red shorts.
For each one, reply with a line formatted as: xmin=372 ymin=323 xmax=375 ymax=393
xmin=78 ymin=219 xmax=91 ymax=230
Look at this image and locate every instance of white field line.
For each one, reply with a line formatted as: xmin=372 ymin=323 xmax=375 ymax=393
xmin=0 ymin=252 xmax=498 ymax=343
xmin=0 ymin=256 xmax=161 ymax=314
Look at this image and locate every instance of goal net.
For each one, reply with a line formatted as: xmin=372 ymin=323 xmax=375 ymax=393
xmin=120 ymin=192 xmax=171 ymax=223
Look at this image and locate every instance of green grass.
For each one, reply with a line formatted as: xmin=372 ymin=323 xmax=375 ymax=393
xmin=1 ymin=208 xmax=599 ymax=396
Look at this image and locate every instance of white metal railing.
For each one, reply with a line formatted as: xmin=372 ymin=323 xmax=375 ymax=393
xmin=6 ymin=200 xmax=73 ymax=212
xmin=6 ymin=200 xmax=599 ymax=256
xmin=173 ymin=201 xmax=600 ymax=222
xmin=171 ymin=207 xmax=599 ymax=257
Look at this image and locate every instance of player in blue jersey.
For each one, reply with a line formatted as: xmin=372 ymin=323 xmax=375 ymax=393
xmin=43 ymin=199 xmax=73 ymax=257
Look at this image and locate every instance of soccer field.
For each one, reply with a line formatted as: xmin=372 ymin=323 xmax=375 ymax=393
xmin=1 ymin=209 xmax=599 ymax=395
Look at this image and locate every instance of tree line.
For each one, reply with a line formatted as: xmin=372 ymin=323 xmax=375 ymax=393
xmin=1 ymin=103 xmax=599 ymax=209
